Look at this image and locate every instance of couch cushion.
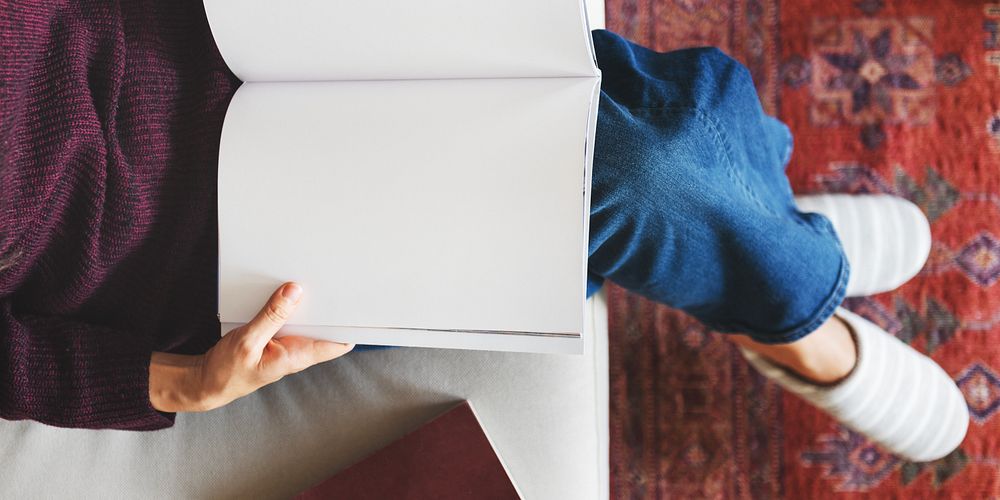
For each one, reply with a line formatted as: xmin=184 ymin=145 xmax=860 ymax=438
xmin=0 ymin=290 xmax=609 ymax=499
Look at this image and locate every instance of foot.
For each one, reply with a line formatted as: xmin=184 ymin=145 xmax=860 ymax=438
xmin=794 ymin=194 xmax=932 ymax=297
xmin=739 ymin=307 xmax=969 ymax=462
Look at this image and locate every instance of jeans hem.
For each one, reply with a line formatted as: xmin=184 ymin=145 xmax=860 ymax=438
xmin=737 ymin=248 xmax=851 ymax=345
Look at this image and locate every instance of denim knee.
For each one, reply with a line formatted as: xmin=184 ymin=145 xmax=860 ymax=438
xmin=592 ymin=30 xmax=764 ymax=114
xmin=683 ymin=47 xmax=761 ymax=112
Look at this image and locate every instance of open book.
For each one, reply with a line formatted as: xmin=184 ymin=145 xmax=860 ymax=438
xmin=207 ymin=0 xmax=601 ymax=355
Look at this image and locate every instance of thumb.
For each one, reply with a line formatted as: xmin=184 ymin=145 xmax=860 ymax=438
xmin=238 ymin=282 xmax=303 ymax=353
xmin=265 ymin=336 xmax=355 ymax=374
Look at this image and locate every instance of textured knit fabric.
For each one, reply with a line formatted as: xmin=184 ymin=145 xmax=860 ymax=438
xmin=585 ymin=30 xmax=850 ymax=343
xmin=0 ymin=1 xmax=239 ymax=430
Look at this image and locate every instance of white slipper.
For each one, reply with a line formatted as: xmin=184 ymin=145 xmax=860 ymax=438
xmin=794 ymin=194 xmax=932 ymax=297
xmin=739 ymin=307 xmax=969 ymax=463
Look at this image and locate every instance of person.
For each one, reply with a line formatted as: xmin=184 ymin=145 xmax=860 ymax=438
xmin=0 ymin=3 xmax=967 ymax=462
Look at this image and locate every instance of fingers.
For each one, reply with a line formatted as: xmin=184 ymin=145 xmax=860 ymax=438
xmin=265 ymin=336 xmax=354 ymax=374
xmin=304 ymin=339 xmax=355 ymax=366
xmin=238 ymin=282 xmax=303 ymax=354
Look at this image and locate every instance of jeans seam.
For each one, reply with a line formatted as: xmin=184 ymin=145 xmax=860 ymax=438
xmin=693 ymin=109 xmax=781 ymax=217
xmin=629 ymin=104 xmax=781 ymax=218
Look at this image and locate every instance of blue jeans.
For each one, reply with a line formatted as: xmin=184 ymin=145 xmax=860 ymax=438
xmin=358 ymin=30 xmax=849 ymax=352
xmin=584 ymin=30 xmax=849 ymax=344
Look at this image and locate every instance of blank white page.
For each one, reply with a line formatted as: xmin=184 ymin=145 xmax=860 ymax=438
xmin=203 ymin=0 xmax=598 ymax=82
xmin=217 ymin=77 xmax=596 ymax=337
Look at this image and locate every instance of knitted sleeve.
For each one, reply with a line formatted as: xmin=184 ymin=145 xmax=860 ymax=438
xmin=0 ymin=301 xmax=176 ymax=431
xmin=0 ymin=0 xmax=236 ymax=431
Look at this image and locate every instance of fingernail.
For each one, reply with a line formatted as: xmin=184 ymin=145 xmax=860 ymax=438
xmin=282 ymin=283 xmax=302 ymax=303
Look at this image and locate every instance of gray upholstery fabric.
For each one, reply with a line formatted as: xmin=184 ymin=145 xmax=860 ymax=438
xmin=0 ymin=290 xmax=609 ymax=499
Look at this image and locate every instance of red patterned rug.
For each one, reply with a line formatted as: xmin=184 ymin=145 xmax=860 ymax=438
xmin=603 ymin=1 xmax=1000 ymax=498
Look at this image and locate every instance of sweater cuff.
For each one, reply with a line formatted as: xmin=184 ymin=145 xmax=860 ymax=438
xmin=2 ymin=347 xmax=177 ymax=431
xmin=68 ymin=349 xmax=178 ymax=431
xmin=1 ymin=308 xmax=178 ymax=431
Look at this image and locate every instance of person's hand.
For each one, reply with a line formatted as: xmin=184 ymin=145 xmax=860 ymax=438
xmin=149 ymin=282 xmax=354 ymax=412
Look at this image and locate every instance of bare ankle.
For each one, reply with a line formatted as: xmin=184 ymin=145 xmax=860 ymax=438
xmin=730 ymin=315 xmax=857 ymax=385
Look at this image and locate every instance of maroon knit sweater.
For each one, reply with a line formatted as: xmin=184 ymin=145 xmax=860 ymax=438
xmin=0 ymin=1 xmax=239 ymax=430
